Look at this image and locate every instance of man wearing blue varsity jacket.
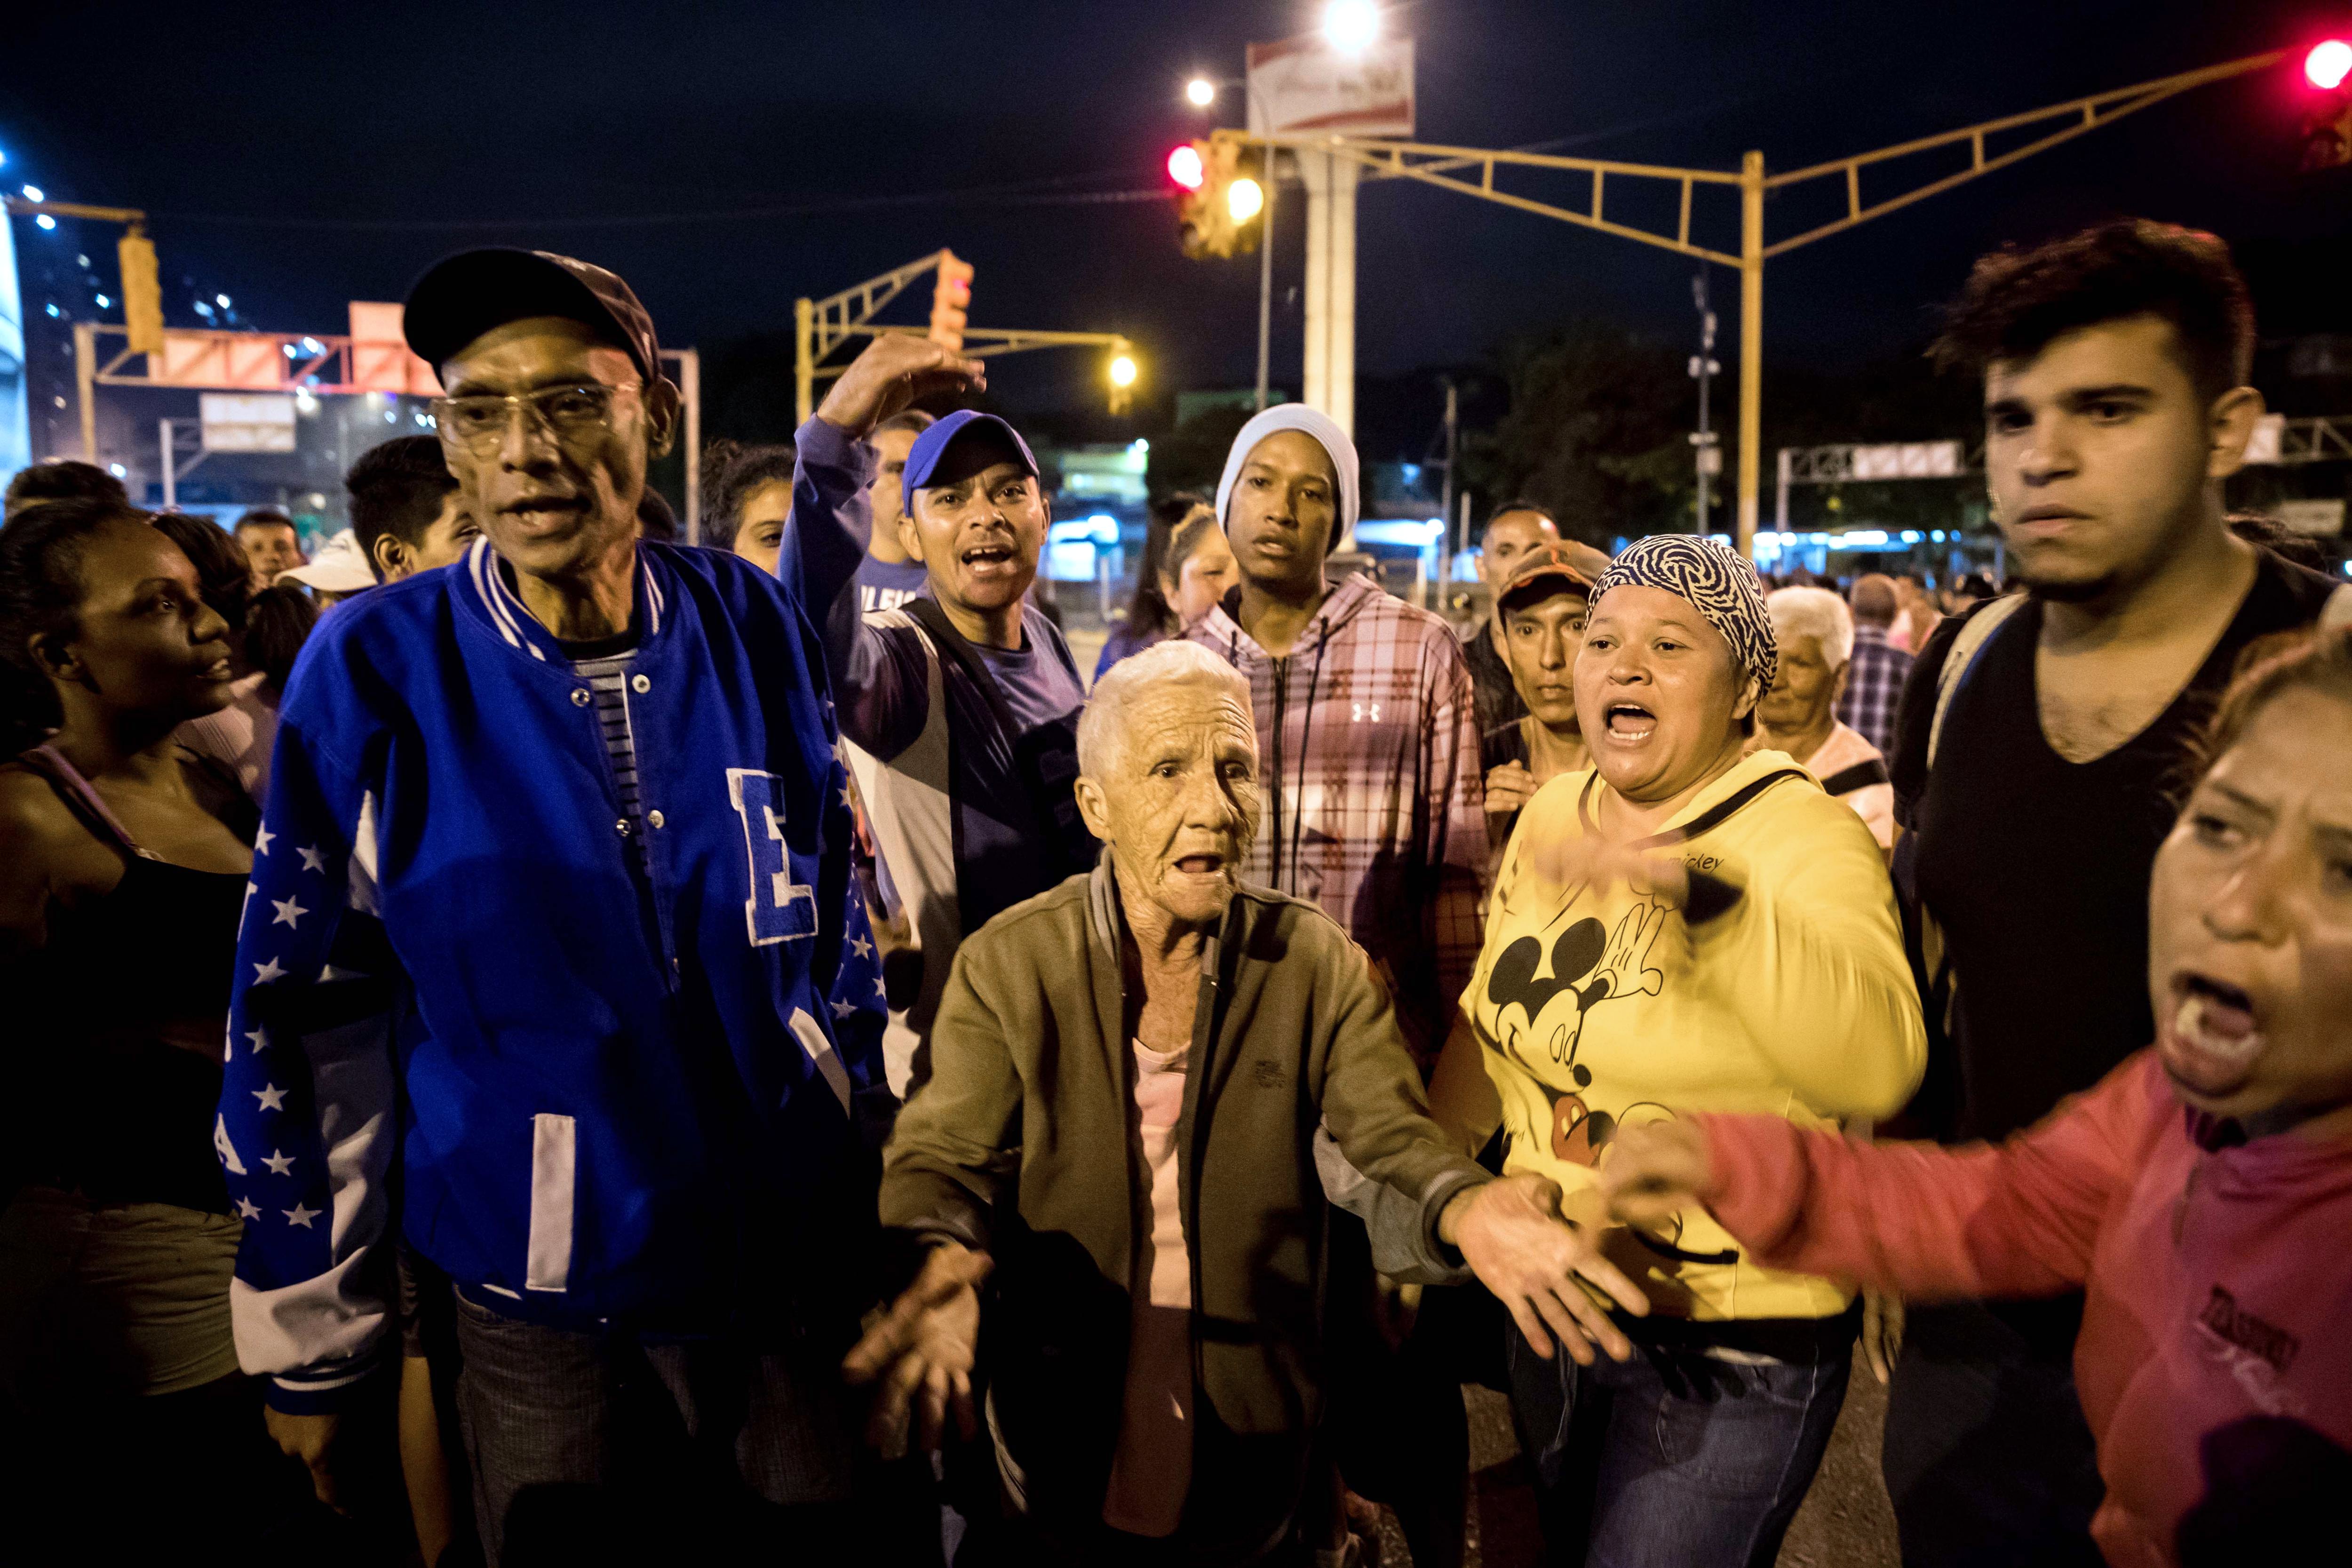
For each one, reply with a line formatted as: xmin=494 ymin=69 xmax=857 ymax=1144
xmin=216 ymin=250 xmax=957 ymax=1564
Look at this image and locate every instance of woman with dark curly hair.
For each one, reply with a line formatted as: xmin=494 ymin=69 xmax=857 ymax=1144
xmin=702 ymin=437 xmax=799 ymax=576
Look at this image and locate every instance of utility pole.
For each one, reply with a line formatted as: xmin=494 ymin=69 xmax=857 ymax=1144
xmin=1257 ymin=144 xmax=1276 ymax=412
xmin=1299 ymin=148 xmax=1358 ymax=440
xmin=1735 ymin=150 xmax=1764 ymax=552
xmin=1690 ymin=270 xmax=1719 ymax=533
xmin=1437 ymin=375 xmax=1458 ymax=605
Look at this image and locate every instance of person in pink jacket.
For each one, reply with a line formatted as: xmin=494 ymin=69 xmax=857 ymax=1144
xmin=1605 ymin=622 xmax=2352 ymax=1568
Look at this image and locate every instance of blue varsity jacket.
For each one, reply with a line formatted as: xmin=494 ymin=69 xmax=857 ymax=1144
xmin=218 ymin=538 xmax=887 ymax=1412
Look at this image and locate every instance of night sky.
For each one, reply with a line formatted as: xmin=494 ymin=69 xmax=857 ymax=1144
xmin=8 ymin=0 xmax=2349 ymax=454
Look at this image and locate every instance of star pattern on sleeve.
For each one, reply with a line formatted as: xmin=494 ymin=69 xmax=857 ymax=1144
xmin=271 ymin=896 xmax=309 ymax=929
xmin=253 ymin=824 xmax=275 ymax=856
xmin=297 ymin=845 xmax=326 ymax=873
xmin=236 ymin=1197 xmax=262 ymax=1221
xmin=831 ymin=998 xmax=856 ymax=1019
xmin=246 ymin=1028 xmax=267 ymax=1054
xmin=284 ymin=1202 xmax=320 ymax=1228
xmin=254 ymin=1083 xmax=287 ymax=1113
xmin=849 ymin=934 xmax=874 ymax=960
xmin=262 ymin=1148 xmax=295 ymax=1176
xmin=253 ymin=956 xmax=286 ymax=984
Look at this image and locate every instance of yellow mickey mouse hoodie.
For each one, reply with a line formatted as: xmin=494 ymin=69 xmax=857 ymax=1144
xmin=1464 ymin=749 xmax=1926 ymax=1321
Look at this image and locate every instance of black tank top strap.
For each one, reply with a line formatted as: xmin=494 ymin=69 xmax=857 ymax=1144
xmin=18 ymin=744 xmax=158 ymax=860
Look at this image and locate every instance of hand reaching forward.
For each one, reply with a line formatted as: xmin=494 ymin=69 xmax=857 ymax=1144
xmin=1524 ymin=829 xmax=1689 ymax=910
xmin=1442 ymin=1172 xmax=1647 ymax=1365
xmin=842 ymin=1241 xmax=992 ymax=1457
xmin=1485 ymin=761 xmax=1538 ymax=819
xmin=1599 ymin=1117 xmax=1716 ymax=1229
xmin=815 ymin=334 xmax=986 ymax=438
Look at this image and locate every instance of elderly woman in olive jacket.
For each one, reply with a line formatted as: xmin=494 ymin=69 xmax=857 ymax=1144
xmin=846 ymin=640 xmax=1647 ymax=1567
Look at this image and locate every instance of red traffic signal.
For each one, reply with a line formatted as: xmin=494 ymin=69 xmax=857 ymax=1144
xmin=2307 ymin=39 xmax=2352 ymax=91
xmin=2299 ymin=40 xmax=2352 ymax=170
xmin=1167 ymin=143 xmax=1206 ymax=191
xmin=929 ymin=251 xmax=973 ymax=351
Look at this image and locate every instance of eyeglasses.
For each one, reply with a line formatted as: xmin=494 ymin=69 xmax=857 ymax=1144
xmin=430 ymin=382 xmax=643 ymax=452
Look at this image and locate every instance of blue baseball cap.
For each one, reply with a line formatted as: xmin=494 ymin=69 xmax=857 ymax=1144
xmin=900 ymin=410 xmax=1040 ymax=497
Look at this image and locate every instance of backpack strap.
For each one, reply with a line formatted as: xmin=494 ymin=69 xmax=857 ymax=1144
xmin=1926 ymin=593 xmax=2030 ymax=770
xmin=1818 ymin=756 xmax=1890 ymax=796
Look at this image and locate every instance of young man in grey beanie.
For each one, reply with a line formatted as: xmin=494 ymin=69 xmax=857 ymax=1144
xmin=1185 ymin=404 xmax=1490 ymax=1567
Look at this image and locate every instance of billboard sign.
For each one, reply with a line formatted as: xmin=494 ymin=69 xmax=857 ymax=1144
xmin=1848 ymin=441 xmax=1963 ymax=480
xmin=1246 ymin=35 xmax=1414 ymax=137
xmin=199 ymin=393 xmax=298 ymax=454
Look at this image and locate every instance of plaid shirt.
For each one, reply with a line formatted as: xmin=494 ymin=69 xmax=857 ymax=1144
xmin=1838 ymin=622 xmax=1913 ymax=756
xmin=1190 ymin=575 xmax=1488 ymax=1068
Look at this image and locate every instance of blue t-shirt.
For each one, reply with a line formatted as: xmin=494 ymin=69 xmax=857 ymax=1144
xmin=856 ymin=556 xmax=929 ymax=614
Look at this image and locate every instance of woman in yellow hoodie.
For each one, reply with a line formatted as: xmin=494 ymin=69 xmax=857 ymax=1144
xmin=1430 ymin=533 xmax=1925 ymax=1568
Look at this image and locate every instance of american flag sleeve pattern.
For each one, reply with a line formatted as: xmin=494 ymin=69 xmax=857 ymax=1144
xmin=218 ymin=718 xmax=398 ymax=1413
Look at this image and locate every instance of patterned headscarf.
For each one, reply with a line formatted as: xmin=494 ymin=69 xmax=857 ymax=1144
xmin=1590 ymin=534 xmax=1778 ymax=693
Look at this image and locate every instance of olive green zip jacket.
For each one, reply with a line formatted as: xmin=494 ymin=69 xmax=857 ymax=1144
xmin=881 ymin=857 xmax=1487 ymax=1555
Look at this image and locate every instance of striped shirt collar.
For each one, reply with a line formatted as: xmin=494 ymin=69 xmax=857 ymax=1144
xmin=462 ymin=535 xmax=667 ymax=664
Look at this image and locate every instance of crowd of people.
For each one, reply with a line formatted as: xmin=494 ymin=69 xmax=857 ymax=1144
xmin=0 ymin=215 xmax=2347 ymax=1568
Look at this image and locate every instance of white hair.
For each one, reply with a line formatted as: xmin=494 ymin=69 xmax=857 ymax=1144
xmin=1766 ymin=586 xmax=1855 ymax=669
xmin=1077 ymin=638 xmax=1255 ymax=777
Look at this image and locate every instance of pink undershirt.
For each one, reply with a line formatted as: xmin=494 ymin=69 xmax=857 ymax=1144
xmin=1101 ymin=1037 xmax=1194 ymax=1537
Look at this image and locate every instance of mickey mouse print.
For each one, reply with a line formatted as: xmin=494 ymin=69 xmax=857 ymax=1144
xmin=1459 ymin=752 xmax=1928 ymax=1322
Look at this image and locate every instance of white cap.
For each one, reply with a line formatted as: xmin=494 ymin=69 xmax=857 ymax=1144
xmin=276 ymin=528 xmax=375 ymax=593
xmin=1213 ymin=404 xmax=1361 ymax=542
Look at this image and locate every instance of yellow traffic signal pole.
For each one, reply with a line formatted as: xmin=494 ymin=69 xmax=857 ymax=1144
xmin=795 ymin=253 xmax=1141 ymax=423
xmin=1227 ymin=47 xmax=2288 ymax=557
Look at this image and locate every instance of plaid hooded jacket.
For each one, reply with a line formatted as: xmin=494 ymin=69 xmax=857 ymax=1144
xmin=1188 ymin=573 xmax=1488 ymax=1068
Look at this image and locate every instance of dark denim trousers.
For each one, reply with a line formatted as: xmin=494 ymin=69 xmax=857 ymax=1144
xmin=451 ymin=1289 xmax=939 ymax=1568
xmin=1505 ymin=1310 xmax=1853 ymax=1568
xmin=1881 ymin=1300 xmax=2106 ymax=1568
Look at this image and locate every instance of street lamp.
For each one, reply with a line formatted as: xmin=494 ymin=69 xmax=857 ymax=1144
xmin=1323 ymin=0 xmax=1379 ymax=55
xmin=1185 ymin=76 xmax=1218 ymax=106
xmin=1109 ymin=353 xmax=1138 ymax=388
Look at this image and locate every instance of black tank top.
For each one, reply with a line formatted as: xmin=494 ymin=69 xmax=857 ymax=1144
xmin=8 ymin=747 xmax=251 ymax=1214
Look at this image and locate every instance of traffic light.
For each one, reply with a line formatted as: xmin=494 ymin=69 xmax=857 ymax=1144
xmin=2300 ymin=39 xmax=2352 ymax=170
xmin=1108 ymin=342 xmax=1137 ymax=417
xmin=1167 ymin=135 xmax=1267 ymax=259
xmin=117 ymin=229 xmax=166 ymax=357
xmin=929 ymin=250 xmax=973 ymax=351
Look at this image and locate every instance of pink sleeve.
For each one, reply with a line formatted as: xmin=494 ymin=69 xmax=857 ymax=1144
xmin=1697 ymin=1053 xmax=2164 ymax=1301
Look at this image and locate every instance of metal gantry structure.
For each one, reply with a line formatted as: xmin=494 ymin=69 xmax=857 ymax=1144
xmin=792 ymin=251 xmax=1135 ymax=424
xmin=1221 ymin=47 xmax=2291 ymax=556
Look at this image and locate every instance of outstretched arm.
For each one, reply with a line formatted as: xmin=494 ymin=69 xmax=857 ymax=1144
xmin=1605 ymin=1053 xmax=2162 ymax=1303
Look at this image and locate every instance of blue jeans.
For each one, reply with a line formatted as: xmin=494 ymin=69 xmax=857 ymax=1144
xmin=1506 ymin=1310 xmax=1853 ymax=1568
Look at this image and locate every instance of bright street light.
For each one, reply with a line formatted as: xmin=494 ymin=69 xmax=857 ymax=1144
xmin=1228 ymin=177 xmax=1264 ymax=223
xmin=1109 ymin=354 xmax=1138 ymax=388
xmin=2309 ymin=39 xmax=2352 ymax=91
xmin=22 ymin=183 xmax=44 ymax=202
xmin=34 ymin=214 xmax=56 ymax=231
xmin=1324 ymin=0 xmax=1379 ymax=55
xmin=1185 ymin=77 xmax=1217 ymax=107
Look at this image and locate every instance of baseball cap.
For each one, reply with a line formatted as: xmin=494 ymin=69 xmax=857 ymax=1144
xmin=278 ymin=529 xmax=378 ymax=594
xmin=1497 ymin=539 xmax=1610 ymax=612
xmin=900 ymin=410 xmax=1039 ymax=496
xmin=403 ymin=249 xmax=662 ymax=386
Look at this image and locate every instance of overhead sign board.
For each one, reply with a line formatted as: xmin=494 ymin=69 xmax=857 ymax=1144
xmin=1849 ymin=440 xmax=1963 ymax=480
xmin=1246 ymin=35 xmax=1414 ymax=137
xmin=2278 ymin=498 xmax=2345 ymax=537
xmin=199 ymin=393 xmax=297 ymax=453
xmin=2241 ymin=413 xmax=2287 ymax=465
